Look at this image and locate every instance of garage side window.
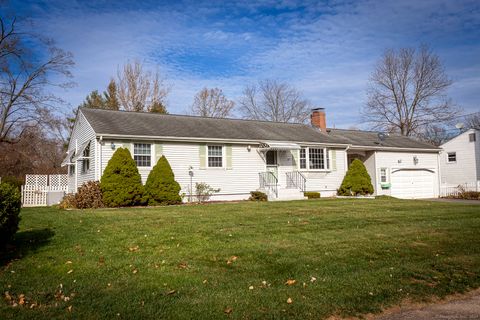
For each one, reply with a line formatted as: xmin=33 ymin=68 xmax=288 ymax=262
xmin=380 ymin=168 xmax=388 ymax=183
xmin=447 ymin=152 xmax=456 ymax=163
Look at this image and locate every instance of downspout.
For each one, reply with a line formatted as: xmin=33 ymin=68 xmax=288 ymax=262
xmin=373 ymin=151 xmax=378 ymax=196
xmin=75 ymin=139 xmax=78 ymax=192
xmin=344 ymin=145 xmax=350 ymax=171
xmin=436 ymin=151 xmax=441 ymax=198
xmin=99 ymin=136 xmax=103 ymax=181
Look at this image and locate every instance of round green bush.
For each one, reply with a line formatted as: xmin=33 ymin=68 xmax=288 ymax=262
xmin=337 ymin=159 xmax=374 ymax=196
xmin=100 ymin=148 xmax=144 ymax=207
xmin=0 ymin=183 xmax=22 ymax=245
xmin=144 ymin=156 xmax=182 ymax=205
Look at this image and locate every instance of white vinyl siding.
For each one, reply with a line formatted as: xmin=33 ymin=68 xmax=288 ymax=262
xmin=67 ymin=111 xmax=96 ymax=193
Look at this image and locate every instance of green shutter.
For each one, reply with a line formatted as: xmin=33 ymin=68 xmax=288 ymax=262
xmin=292 ymin=150 xmax=299 ymax=169
xmin=226 ymin=145 xmax=232 ymax=170
xmin=331 ymin=150 xmax=337 ymax=171
xmin=155 ymin=143 xmax=163 ymax=163
xmin=199 ymin=144 xmax=207 ymax=169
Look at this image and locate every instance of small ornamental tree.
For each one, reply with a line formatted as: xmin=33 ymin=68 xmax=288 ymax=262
xmin=337 ymin=159 xmax=374 ymax=196
xmin=100 ymin=148 xmax=144 ymax=207
xmin=0 ymin=183 xmax=22 ymax=245
xmin=144 ymin=156 xmax=182 ymax=205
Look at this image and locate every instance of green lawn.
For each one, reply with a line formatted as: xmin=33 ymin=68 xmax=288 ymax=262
xmin=1 ymin=199 xmax=479 ymax=319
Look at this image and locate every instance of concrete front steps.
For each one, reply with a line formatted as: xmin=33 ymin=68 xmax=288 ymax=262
xmin=270 ymin=188 xmax=307 ymax=201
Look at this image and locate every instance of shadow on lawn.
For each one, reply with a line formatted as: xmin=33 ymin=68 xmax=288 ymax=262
xmin=0 ymin=228 xmax=55 ymax=266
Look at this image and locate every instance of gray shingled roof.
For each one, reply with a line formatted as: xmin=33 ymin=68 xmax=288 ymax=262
xmin=327 ymin=128 xmax=439 ymax=149
xmin=80 ymin=108 xmax=439 ymax=150
xmin=80 ymin=108 xmax=344 ymax=144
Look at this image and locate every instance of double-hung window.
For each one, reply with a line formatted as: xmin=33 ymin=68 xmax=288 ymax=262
xmin=208 ymin=145 xmax=223 ymax=168
xmin=469 ymin=133 xmax=476 ymax=142
xmin=134 ymin=143 xmax=151 ymax=167
xmin=380 ymin=168 xmax=388 ymax=183
xmin=299 ymin=148 xmax=307 ymax=169
xmin=82 ymin=142 xmax=91 ymax=173
xmin=447 ymin=152 xmax=456 ymax=163
xmin=299 ymin=147 xmax=329 ymax=170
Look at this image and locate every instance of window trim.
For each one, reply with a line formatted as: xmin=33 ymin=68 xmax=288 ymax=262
xmin=133 ymin=143 xmax=152 ymax=168
xmin=298 ymin=147 xmax=330 ymax=171
xmin=447 ymin=152 xmax=456 ymax=163
xmin=207 ymin=145 xmax=224 ymax=168
xmin=81 ymin=142 xmax=91 ymax=174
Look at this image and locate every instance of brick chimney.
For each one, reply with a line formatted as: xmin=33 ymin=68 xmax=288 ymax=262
xmin=311 ymin=108 xmax=327 ymax=132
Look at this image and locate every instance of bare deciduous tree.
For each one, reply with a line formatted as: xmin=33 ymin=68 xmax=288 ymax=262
xmin=239 ymin=79 xmax=310 ymax=123
xmin=117 ymin=60 xmax=169 ymax=113
xmin=417 ymin=125 xmax=452 ymax=146
xmin=363 ymin=45 xmax=458 ymax=136
xmin=0 ymin=15 xmax=74 ymax=143
xmin=465 ymin=112 xmax=480 ymax=129
xmin=190 ymin=87 xmax=234 ymax=118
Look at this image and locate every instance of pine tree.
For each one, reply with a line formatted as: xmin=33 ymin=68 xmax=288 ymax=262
xmin=148 ymin=101 xmax=168 ymax=114
xmin=80 ymin=90 xmax=106 ymax=109
xmin=100 ymin=148 xmax=144 ymax=207
xmin=144 ymin=156 xmax=182 ymax=205
xmin=337 ymin=159 xmax=374 ymax=196
xmin=104 ymin=79 xmax=120 ymax=110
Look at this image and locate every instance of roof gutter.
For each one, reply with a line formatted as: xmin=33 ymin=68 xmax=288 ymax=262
xmin=95 ymin=133 xmax=351 ymax=148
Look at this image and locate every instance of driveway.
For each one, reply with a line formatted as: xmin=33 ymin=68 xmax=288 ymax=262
xmin=375 ymin=289 xmax=480 ymax=320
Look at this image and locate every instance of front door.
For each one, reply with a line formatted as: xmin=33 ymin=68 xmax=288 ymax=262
xmin=266 ymin=150 xmax=278 ymax=178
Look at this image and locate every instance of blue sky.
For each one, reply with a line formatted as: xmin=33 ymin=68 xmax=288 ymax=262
xmin=8 ymin=0 xmax=480 ymax=128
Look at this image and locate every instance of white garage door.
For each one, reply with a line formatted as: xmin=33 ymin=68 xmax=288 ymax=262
xmin=390 ymin=169 xmax=436 ymax=199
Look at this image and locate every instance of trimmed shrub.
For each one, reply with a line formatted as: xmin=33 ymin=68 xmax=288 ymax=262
xmin=144 ymin=156 xmax=182 ymax=205
xmin=304 ymin=191 xmax=320 ymax=199
xmin=195 ymin=182 xmax=220 ymax=203
xmin=337 ymin=159 xmax=374 ymax=196
xmin=1 ymin=176 xmax=23 ymax=191
xmin=100 ymin=148 xmax=144 ymax=207
xmin=0 ymin=183 xmax=22 ymax=245
xmin=249 ymin=191 xmax=268 ymax=201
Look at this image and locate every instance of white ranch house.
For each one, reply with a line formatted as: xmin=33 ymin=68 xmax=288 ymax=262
xmin=63 ymin=108 xmax=441 ymax=200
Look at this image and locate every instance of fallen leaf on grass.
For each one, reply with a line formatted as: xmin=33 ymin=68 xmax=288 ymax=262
xmin=18 ymin=294 xmax=25 ymax=305
xmin=65 ymin=261 xmax=73 ymax=264
xmin=203 ymin=279 xmax=208 ymax=284
xmin=310 ymin=276 xmax=317 ymax=283
xmin=226 ymin=256 xmax=238 ymax=265
xmin=285 ymin=279 xmax=296 ymax=286
xmin=4 ymin=291 xmax=12 ymax=302
xmin=98 ymin=256 xmax=105 ymax=265
xmin=248 ymin=286 xmax=254 ymax=290
xmin=178 ymin=262 xmax=188 ymax=269
xmin=67 ymin=305 xmax=73 ymax=312
xmin=128 ymin=245 xmax=139 ymax=252
xmin=166 ymin=290 xmax=176 ymax=295
xmin=132 ymin=268 xmax=138 ymax=274
xmin=224 ymin=307 xmax=233 ymax=314
xmin=67 ymin=269 xmax=73 ymax=274
xmin=286 ymin=298 xmax=293 ymax=304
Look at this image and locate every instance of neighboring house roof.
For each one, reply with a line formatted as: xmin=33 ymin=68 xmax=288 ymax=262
xmin=80 ymin=108 xmax=346 ymax=145
xmin=79 ymin=108 xmax=439 ymax=150
xmin=440 ymin=128 xmax=478 ymax=147
xmin=327 ymin=128 xmax=440 ymax=150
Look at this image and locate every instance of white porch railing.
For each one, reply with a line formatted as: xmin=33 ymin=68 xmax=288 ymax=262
xmin=440 ymin=181 xmax=480 ymax=197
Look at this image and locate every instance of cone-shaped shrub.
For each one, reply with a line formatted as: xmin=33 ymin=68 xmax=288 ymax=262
xmin=337 ymin=159 xmax=374 ymax=196
xmin=100 ymin=148 xmax=144 ymax=207
xmin=144 ymin=156 xmax=182 ymax=205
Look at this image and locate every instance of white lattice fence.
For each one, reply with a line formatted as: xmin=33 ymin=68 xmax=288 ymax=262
xmin=21 ymin=174 xmax=68 ymax=207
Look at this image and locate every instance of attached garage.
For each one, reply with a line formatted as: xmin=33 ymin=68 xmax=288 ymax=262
xmin=390 ymin=168 xmax=436 ymax=199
